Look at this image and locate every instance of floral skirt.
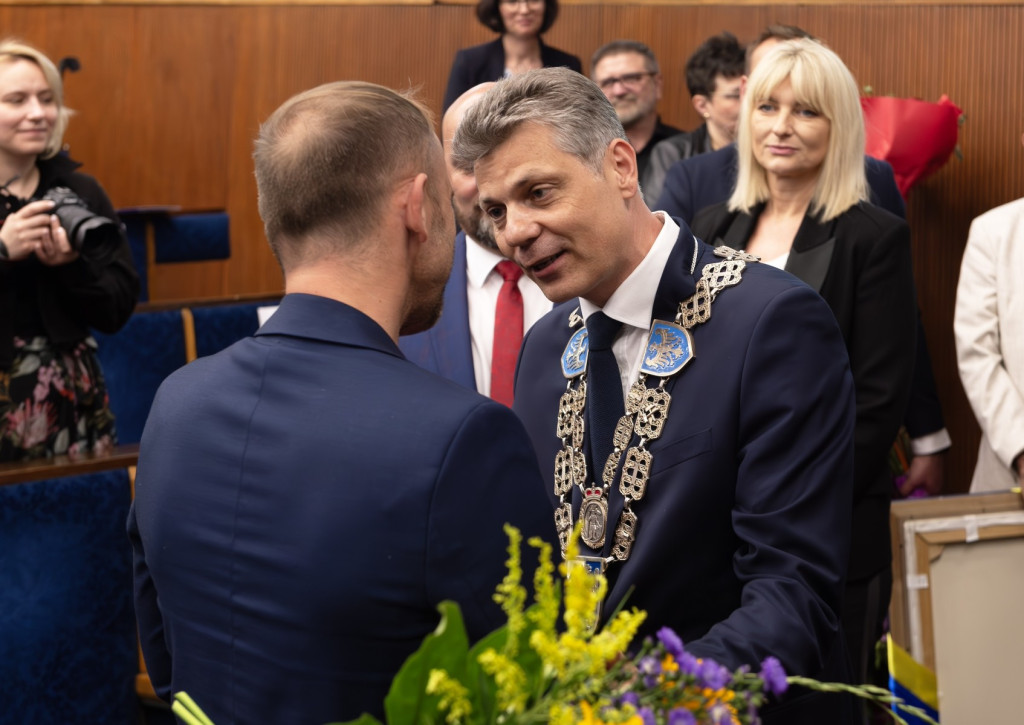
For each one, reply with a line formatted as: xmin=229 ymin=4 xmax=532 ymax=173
xmin=0 ymin=336 xmax=116 ymax=462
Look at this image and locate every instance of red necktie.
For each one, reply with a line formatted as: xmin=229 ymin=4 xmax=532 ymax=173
xmin=491 ymin=260 xmax=524 ymax=407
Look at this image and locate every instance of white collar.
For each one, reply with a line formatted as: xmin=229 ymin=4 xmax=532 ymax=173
xmin=464 ymin=234 xmax=510 ymax=287
xmin=579 ymin=212 xmax=680 ymax=330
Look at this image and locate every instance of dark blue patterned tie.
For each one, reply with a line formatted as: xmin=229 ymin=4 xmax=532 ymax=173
xmin=586 ymin=311 xmax=625 ymax=479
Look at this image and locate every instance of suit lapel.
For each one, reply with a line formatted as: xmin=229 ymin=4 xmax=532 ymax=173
xmin=426 ymin=232 xmax=475 ymax=389
xmin=708 ymin=204 xmax=837 ymax=294
xmin=785 ymin=213 xmax=838 ymax=293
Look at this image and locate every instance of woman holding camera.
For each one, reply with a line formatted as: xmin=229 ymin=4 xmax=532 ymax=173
xmin=0 ymin=39 xmax=138 ymax=462
xmin=442 ymin=0 xmax=580 ymax=112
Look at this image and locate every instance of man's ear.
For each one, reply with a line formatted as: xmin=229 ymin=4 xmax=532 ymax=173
xmin=402 ymin=172 xmax=430 ymax=243
xmin=691 ymin=94 xmax=711 ymax=120
xmin=608 ymin=138 xmax=639 ymax=199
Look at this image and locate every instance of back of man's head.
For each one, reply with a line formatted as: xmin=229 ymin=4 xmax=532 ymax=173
xmin=254 ymin=81 xmax=436 ymax=269
xmin=747 ymin=24 xmax=815 ymax=73
xmin=453 ymin=67 xmax=627 ymax=175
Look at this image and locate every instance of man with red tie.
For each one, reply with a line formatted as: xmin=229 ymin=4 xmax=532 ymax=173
xmin=400 ymin=83 xmax=550 ymax=405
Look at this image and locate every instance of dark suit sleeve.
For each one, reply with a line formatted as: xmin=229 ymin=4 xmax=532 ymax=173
xmin=655 ymin=161 xmax=696 ymax=223
xmin=847 ymin=220 xmax=917 ymax=499
xmin=904 ymin=309 xmax=946 ymax=439
xmin=128 ymin=492 xmax=172 ymax=700
xmin=424 ymin=400 xmax=554 ymax=643
xmin=863 ymin=159 xmax=946 ymax=440
xmin=687 ymin=283 xmax=854 ymax=677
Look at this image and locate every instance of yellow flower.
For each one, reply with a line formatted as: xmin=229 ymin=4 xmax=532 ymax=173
xmin=477 ymin=649 xmax=529 ymax=715
xmin=425 ymin=669 xmax=472 ymax=725
xmin=561 ymin=553 xmax=607 ymax=641
xmin=590 ymin=608 xmax=646 ymax=663
xmin=576 ymin=700 xmax=645 ymax=725
xmin=494 ymin=524 xmax=528 ymax=656
xmin=528 ymin=536 xmax=558 ymax=637
xmin=661 ymin=654 xmax=679 ymax=673
xmin=549 ymin=702 xmax=577 ymax=725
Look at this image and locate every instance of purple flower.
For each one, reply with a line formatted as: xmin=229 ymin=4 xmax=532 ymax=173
xmin=657 ymin=627 xmax=685 ymax=659
xmin=638 ymin=655 xmax=662 ymax=688
xmin=697 ymin=658 xmax=731 ymax=690
xmin=638 ymin=707 xmax=656 ymax=725
xmin=674 ymin=651 xmax=700 ymax=680
xmin=620 ymin=692 xmax=639 ymax=707
xmin=668 ymin=708 xmax=697 ymax=725
xmin=759 ymin=656 xmax=788 ymax=697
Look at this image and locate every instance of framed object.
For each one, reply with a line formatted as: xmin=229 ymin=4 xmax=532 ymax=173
xmin=889 ymin=491 xmax=1024 ymax=722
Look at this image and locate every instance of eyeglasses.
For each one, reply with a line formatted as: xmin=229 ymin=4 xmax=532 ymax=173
xmin=596 ymin=72 xmax=655 ymax=91
xmin=500 ymin=0 xmax=544 ymax=6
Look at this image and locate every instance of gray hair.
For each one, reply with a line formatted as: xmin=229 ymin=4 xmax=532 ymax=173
xmin=451 ymin=67 xmax=627 ymax=175
xmin=591 ymin=39 xmax=660 ymax=75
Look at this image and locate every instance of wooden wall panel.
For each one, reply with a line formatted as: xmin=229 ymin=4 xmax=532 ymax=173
xmin=0 ymin=3 xmax=1021 ymax=492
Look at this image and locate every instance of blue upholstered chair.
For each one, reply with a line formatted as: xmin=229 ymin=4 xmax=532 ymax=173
xmin=120 ymin=209 xmax=232 ymax=302
xmin=190 ymin=301 xmax=265 ymax=359
xmin=0 ymin=470 xmax=136 ymax=724
xmin=93 ymin=310 xmax=189 ymax=446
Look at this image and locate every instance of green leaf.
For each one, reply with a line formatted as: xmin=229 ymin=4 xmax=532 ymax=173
xmin=464 ymin=604 xmax=546 ymax=724
xmin=383 ymin=600 xmax=471 ymax=725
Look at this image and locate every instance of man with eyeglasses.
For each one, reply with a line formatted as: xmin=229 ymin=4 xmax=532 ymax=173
xmin=590 ymin=40 xmax=681 ymax=204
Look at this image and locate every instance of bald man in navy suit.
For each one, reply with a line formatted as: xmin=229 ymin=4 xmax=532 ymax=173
xmin=129 ymin=81 xmax=552 ymax=725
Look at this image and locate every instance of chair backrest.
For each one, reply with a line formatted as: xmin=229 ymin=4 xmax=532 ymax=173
xmin=0 ymin=469 xmax=136 ymax=724
xmin=93 ymin=309 xmax=188 ymax=445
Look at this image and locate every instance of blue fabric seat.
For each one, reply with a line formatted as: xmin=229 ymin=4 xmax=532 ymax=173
xmin=0 ymin=470 xmax=136 ymax=724
xmin=191 ymin=302 xmax=265 ymax=359
xmin=93 ymin=309 xmax=188 ymax=445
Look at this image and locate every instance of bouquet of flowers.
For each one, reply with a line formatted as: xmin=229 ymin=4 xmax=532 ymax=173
xmin=170 ymin=525 xmax=938 ymax=725
xmin=861 ymin=93 xmax=963 ymax=198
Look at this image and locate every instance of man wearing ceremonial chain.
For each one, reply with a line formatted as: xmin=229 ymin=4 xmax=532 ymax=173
xmin=453 ymin=67 xmax=858 ymax=725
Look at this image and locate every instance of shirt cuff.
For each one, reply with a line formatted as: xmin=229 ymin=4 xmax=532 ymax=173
xmin=911 ymin=428 xmax=952 ymax=456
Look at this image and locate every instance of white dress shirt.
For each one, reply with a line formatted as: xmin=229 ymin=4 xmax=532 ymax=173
xmin=465 ymin=236 xmax=551 ymax=397
xmin=578 ymin=213 xmax=685 ymax=401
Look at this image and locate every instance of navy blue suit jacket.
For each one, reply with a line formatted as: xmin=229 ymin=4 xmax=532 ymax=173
xmin=656 ymin=144 xmax=945 ymax=442
xmin=513 ymin=231 xmax=856 ymax=722
xmin=399 ymin=231 xmax=476 ymax=390
xmin=128 ymin=293 xmax=553 ymax=724
xmin=693 ymin=202 xmax=916 ymax=581
xmin=443 ymin=38 xmax=582 ymax=112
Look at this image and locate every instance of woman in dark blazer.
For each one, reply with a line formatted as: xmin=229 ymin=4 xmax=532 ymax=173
xmin=442 ymin=0 xmax=580 ymax=112
xmin=691 ymin=38 xmax=916 ymax=704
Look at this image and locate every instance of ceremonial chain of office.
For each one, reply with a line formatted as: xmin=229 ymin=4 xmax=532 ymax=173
xmin=554 ymin=246 xmax=756 ymax=568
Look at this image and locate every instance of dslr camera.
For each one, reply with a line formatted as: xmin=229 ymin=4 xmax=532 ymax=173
xmin=43 ymin=186 xmax=118 ymax=251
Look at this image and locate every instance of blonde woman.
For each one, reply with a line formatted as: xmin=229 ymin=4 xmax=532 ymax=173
xmin=0 ymin=39 xmax=138 ymax=461
xmin=691 ymin=38 xmax=917 ymax=699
